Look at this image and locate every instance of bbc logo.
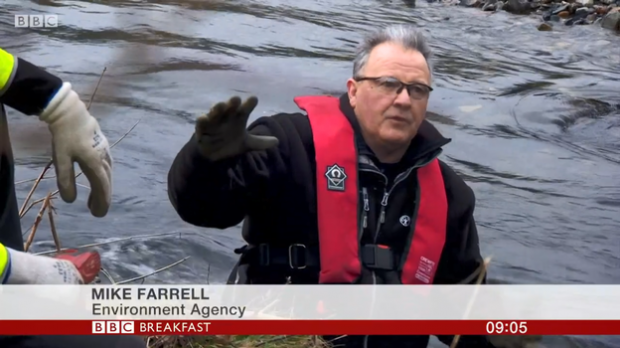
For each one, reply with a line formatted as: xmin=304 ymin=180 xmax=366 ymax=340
xmin=92 ymin=321 xmax=135 ymax=334
xmin=14 ymin=15 xmax=58 ymax=28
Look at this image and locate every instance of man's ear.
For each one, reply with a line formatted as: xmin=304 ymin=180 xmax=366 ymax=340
xmin=346 ymin=78 xmax=358 ymax=108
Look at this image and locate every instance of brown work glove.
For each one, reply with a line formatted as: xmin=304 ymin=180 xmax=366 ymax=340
xmin=195 ymin=96 xmax=279 ymax=161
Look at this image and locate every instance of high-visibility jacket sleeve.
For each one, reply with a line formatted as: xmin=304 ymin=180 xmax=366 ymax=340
xmin=0 ymin=243 xmax=10 ymax=284
xmin=0 ymin=48 xmax=63 ymax=115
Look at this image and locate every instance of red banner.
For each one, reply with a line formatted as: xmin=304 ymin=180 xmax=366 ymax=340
xmin=0 ymin=320 xmax=618 ymax=335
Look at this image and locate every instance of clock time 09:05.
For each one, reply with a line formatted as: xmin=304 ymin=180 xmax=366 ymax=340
xmin=486 ymin=321 xmax=528 ymax=334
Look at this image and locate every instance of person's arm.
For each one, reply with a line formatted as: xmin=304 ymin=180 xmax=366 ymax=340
xmin=167 ymin=114 xmax=294 ymax=229
xmin=434 ymin=161 xmax=496 ymax=347
xmin=0 ymin=48 xmax=113 ymax=218
xmin=0 ymin=242 xmax=99 ymax=284
xmin=0 ymin=48 xmax=63 ymax=115
xmin=0 ymin=243 xmax=10 ymax=284
xmin=434 ymin=160 xmax=485 ymax=285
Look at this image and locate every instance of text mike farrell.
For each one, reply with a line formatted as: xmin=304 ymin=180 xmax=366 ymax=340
xmin=91 ymin=287 xmax=247 ymax=318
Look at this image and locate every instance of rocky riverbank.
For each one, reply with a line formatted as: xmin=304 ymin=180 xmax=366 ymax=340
xmin=456 ymin=0 xmax=620 ymax=32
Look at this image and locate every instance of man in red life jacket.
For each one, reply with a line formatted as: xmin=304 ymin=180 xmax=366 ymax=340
xmin=168 ymin=24 xmax=495 ymax=347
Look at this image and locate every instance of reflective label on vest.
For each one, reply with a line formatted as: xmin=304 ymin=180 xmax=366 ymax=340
xmin=325 ymin=164 xmax=347 ymax=191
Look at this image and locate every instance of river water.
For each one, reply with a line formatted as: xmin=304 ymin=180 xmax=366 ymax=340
xmin=1 ymin=0 xmax=619 ymax=346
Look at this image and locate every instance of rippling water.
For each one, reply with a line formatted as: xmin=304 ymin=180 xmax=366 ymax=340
xmin=1 ymin=0 xmax=619 ymax=346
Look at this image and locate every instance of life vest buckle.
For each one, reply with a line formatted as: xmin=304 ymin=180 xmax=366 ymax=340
xmin=288 ymin=244 xmax=307 ymax=270
xmin=361 ymin=244 xmax=397 ymax=270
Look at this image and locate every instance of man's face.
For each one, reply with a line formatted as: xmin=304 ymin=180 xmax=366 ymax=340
xmin=347 ymin=42 xmax=432 ymax=150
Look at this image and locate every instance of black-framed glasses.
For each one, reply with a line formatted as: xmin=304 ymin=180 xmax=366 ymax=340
xmin=354 ymin=76 xmax=433 ymax=100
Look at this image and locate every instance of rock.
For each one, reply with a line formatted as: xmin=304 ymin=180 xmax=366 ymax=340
xmin=608 ymin=6 xmax=620 ymax=13
xmin=565 ymin=6 xmax=594 ymax=23
xmin=503 ymin=0 xmax=535 ymax=13
xmin=575 ymin=7 xmax=593 ymax=17
xmin=558 ymin=10 xmax=571 ymax=17
xmin=600 ymin=0 xmax=613 ymax=4
xmin=530 ymin=2 xmax=542 ymax=9
xmin=459 ymin=0 xmax=482 ymax=6
xmin=543 ymin=3 xmax=569 ymax=19
xmin=575 ymin=6 xmax=595 ymax=14
xmin=551 ymin=14 xmax=562 ymax=20
xmin=552 ymin=3 xmax=570 ymax=13
xmin=576 ymin=0 xmax=594 ymax=6
xmin=482 ymin=0 xmax=499 ymax=10
xmin=595 ymin=5 xmax=610 ymax=14
xmin=568 ymin=3 xmax=579 ymax=13
xmin=600 ymin=10 xmax=620 ymax=29
xmin=586 ymin=12 xmax=598 ymax=21
xmin=538 ymin=22 xmax=554 ymax=30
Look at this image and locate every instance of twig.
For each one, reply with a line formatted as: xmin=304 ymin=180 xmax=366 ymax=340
xmin=15 ymin=177 xmax=49 ymax=185
xmin=450 ymin=256 xmax=493 ymax=348
xmin=255 ymin=335 xmax=289 ymax=347
xmin=47 ymin=198 xmax=61 ymax=252
xmin=115 ymin=256 xmax=190 ymax=285
xmin=18 ymin=161 xmax=52 ymax=218
xmin=76 ymin=183 xmax=91 ymax=190
xmin=110 ymin=120 xmax=141 ymax=148
xmin=87 ymin=67 xmax=107 ymax=109
xmin=20 ymin=196 xmax=56 ymax=222
xmin=23 ymin=192 xmax=54 ymax=252
xmin=99 ymin=267 xmax=117 ymax=284
xmin=34 ymin=231 xmax=189 ymax=255
xmin=206 ymin=263 xmax=211 ymax=285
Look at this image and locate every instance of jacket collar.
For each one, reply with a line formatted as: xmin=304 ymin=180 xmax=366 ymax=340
xmin=338 ymin=93 xmax=451 ymax=167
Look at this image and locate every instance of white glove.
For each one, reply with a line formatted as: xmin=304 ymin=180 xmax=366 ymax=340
xmin=1 ymin=245 xmax=85 ymax=284
xmin=39 ymin=82 xmax=113 ymax=218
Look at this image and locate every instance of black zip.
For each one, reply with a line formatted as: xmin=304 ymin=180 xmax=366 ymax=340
xmin=362 ymin=187 xmax=369 ymax=230
xmin=358 ymin=151 xmax=442 ymax=348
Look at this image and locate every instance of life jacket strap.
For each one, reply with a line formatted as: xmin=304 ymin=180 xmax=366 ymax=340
xmin=361 ymin=244 xmax=400 ymax=271
xmin=234 ymin=242 xmax=401 ymax=275
xmin=234 ymin=244 xmax=320 ymax=270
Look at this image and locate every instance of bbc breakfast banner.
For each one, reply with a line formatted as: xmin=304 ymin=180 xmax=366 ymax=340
xmin=0 ymin=285 xmax=618 ymax=335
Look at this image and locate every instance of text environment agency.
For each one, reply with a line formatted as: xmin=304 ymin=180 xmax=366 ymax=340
xmin=90 ymin=287 xmax=246 ymax=318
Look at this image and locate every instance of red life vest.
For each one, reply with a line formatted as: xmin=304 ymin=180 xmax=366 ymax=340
xmin=293 ymin=95 xmax=448 ymax=285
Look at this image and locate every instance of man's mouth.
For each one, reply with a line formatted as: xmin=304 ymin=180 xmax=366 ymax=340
xmin=386 ymin=116 xmax=410 ymax=123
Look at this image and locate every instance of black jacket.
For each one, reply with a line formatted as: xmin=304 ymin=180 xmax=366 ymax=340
xmin=168 ymin=94 xmax=493 ymax=348
xmin=0 ymin=56 xmax=63 ymax=251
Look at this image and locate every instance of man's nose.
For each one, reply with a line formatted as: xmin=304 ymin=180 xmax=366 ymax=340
xmin=393 ymin=87 xmax=412 ymax=106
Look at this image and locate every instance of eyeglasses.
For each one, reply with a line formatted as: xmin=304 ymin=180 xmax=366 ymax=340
xmin=354 ymin=76 xmax=433 ymax=100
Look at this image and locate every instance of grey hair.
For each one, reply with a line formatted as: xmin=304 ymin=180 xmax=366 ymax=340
xmin=352 ymin=24 xmax=433 ymax=81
